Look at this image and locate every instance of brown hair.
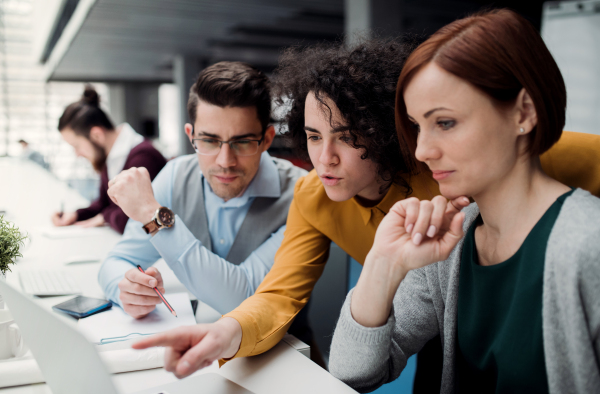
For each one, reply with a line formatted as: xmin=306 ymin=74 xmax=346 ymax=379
xmin=395 ymin=9 xmax=566 ymax=174
xmin=187 ymin=61 xmax=271 ymax=133
xmin=58 ymin=85 xmax=115 ymax=137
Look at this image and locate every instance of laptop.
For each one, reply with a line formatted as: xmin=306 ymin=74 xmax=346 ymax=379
xmin=0 ymin=278 xmax=255 ymax=394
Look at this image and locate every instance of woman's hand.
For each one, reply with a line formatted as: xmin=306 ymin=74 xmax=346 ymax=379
xmin=132 ymin=317 xmax=243 ymax=379
xmin=371 ymin=195 xmax=469 ymax=273
xmin=350 ymin=195 xmax=469 ymax=327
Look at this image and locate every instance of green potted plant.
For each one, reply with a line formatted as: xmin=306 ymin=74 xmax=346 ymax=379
xmin=0 ymin=216 xmax=27 ymax=309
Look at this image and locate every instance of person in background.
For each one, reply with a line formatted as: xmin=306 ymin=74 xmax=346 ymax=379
xmin=51 ymin=85 xmax=167 ymax=234
xmin=329 ymin=9 xmax=600 ymax=393
xmin=18 ymin=139 xmax=49 ymax=170
xmin=132 ymin=35 xmax=600 ymax=382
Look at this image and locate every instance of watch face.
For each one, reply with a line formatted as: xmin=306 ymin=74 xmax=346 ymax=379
xmin=157 ymin=207 xmax=175 ymax=227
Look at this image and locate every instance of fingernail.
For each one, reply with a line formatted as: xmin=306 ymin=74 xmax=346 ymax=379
xmin=463 ymin=197 xmax=469 ymax=204
xmin=413 ymin=233 xmax=423 ymax=245
xmin=427 ymin=225 xmax=436 ymax=237
xmin=149 ymin=279 xmax=157 ymax=287
xmin=406 ymin=224 xmax=414 ymax=233
xmin=180 ymin=361 xmax=191 ymax=373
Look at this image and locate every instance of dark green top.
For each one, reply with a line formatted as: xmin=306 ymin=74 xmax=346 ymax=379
xmin=456 ymin=189 xmax=574 ymax=393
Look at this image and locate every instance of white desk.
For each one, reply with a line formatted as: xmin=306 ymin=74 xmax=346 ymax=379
xmin=0 ymin=158 xmax=356 ymax=394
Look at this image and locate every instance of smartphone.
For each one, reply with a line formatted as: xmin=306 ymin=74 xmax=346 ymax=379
xmin=52 ymin=296 xmax=112 ymax=318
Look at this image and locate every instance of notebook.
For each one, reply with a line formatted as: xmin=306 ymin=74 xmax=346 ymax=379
xmin=77 ymin=292 xmax=196 ymax=344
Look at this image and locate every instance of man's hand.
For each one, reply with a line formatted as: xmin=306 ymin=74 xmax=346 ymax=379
xmin=51 ymin=211 xmax=77 ymax=226
xmin=107 ymin=167 xmax=160 ymax=224
xmin=118 ymin=267 xmax=165 ymax=318
xmin=75 ymin=213 xmax=105 ymax=228
xmin=132 ymin=317 xmax=243 ymax=379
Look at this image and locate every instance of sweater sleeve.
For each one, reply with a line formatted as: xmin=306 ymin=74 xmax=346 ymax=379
xmin=579 ymin=238 xmax=600 ymax=367
xmin=222 ymin=182 xmax=332 ymax=359
xmin=100 ymin=144 xmax=167 ymax=234
xmin=132 ymin=145 xmax=167 ymax=180
xmin=76 ymin=170 xmax=109 ymax=221
xmin=329 ymin=267 xmax=440 ymax=393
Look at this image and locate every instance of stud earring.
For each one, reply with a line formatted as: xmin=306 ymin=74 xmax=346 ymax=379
xmin=519 ymin=127 xmax=525 ymax=133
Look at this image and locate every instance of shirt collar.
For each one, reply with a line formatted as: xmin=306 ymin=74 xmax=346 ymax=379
xmin=106 ymin=123 xmax=144 ymax=179
xmin=353 ymin=181 xmax=405 ymax=225
xmin=202 ymin=151 xmax=280 ymax=207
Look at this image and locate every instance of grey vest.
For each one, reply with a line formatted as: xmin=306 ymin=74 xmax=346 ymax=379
xmin=171 ymin=154 xmax=306 ymax=264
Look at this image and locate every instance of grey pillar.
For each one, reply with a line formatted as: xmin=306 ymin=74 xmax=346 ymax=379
xmin=173 ymin=55 xmax=205 ymax=156
xmin=345 ymin=0 xmax=403 ymax=47
xmin=107 ymin=83 xmax=160 ymax=139
xmin=107 ymin=84 xmax=126 ymax=126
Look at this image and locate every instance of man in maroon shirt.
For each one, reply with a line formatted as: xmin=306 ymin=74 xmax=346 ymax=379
xmin=51 ymin=85 xmax=166 ymax=234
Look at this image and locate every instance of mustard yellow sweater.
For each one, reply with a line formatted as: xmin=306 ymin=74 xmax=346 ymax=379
xmin=224 ymin=131 xmax=600 ymax=359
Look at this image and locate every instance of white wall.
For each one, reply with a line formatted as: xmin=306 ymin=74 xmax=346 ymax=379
xmin=542 ymin=1 xmax=600 ymax=136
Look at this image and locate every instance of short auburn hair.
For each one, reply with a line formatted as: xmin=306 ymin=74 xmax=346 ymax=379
xmin=187 ymin=61 xmax=271 ymax=133
xmin=395 ymin=9 xmax=566 ymax=174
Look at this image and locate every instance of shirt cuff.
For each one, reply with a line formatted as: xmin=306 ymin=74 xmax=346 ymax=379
xmin=220 ymin=310 xmax=260 ymax=361
xmin=150 ymin=215 xmax=197 ymax=262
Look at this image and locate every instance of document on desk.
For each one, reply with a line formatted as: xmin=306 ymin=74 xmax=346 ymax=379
xmin=77 ymin=292 xmax=196 ymax=344
xmin=38 ymin=225 xmax=108 ymax=239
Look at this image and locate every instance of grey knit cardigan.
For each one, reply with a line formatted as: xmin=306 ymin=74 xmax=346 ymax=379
xmin=329 ymin=188 xmax=600 ymax=393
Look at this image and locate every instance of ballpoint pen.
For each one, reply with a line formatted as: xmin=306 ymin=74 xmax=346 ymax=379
xmin=136 ymin=265 xmax=177 ymax=317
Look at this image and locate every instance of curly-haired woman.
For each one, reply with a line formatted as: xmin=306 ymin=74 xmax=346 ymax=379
xmin=132 ymin=37 xmax=600 ymax=379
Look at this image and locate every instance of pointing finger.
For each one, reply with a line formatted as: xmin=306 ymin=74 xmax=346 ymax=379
xmin=175 ymin=335 xmax=221 ymax=378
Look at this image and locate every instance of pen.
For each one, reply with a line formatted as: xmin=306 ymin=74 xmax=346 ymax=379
xmin=136 ymin=265 xmax=177 ymax=317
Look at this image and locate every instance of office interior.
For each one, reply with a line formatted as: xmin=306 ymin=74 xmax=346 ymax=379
xmin=0 ymin=0 xmax=598 ymax=393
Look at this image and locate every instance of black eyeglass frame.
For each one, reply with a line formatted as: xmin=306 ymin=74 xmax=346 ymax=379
xmin=190 ymin=125 xmax=265 ymax=156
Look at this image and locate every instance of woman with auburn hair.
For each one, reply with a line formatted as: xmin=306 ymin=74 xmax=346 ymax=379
xmin=330 ymin=9 xmax=600 ymax=394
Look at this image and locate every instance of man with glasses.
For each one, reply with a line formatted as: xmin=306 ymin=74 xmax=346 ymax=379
xmin=99 ymin=62 xmax=310 ymax=348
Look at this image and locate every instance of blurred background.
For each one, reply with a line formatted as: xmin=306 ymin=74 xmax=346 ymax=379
xmin=1 ymin=0 xmax=598 ymax=392
xmin=0 ymin=0 xmax=574 ymax=191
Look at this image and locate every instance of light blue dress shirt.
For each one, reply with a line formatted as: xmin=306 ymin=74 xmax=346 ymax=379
xmin=97 ymin=152 xmax=287 ymax=314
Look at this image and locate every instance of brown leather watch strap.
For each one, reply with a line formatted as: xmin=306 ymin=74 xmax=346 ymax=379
xmin=142 ymin=219 xmax=159 ymax=235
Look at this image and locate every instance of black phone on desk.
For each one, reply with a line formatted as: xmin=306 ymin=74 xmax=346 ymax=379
xmin=52 ymin=296 xmax=112 ymax=318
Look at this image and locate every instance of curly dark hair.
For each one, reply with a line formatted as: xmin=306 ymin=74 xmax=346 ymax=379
xmin=272 ymin=37 xmax=419 ymax=194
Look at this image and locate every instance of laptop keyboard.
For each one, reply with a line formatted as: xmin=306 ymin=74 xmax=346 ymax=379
xmin=19 ymin=269 xmax=81 ymax=296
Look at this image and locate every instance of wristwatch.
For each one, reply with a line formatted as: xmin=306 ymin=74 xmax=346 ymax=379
xmin=142 ymin=207 xmax=175 ymax=235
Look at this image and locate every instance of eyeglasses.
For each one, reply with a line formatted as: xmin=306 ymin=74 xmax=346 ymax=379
xmin=191 ymin=137 xmax=264 ymax=156
xmin=190 ymin=125 xmax=265 ymax=156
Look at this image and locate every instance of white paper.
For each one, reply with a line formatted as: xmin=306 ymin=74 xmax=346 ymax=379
xmin=77 ymin=292 xmax=196 ymax=344
xmin=100 ymin=346 xmax=165 ymax=374
xmin=0 ymin=347 xmax=165 ymax=388
xmin=38 ymin=226 xmax=108 ymax=239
